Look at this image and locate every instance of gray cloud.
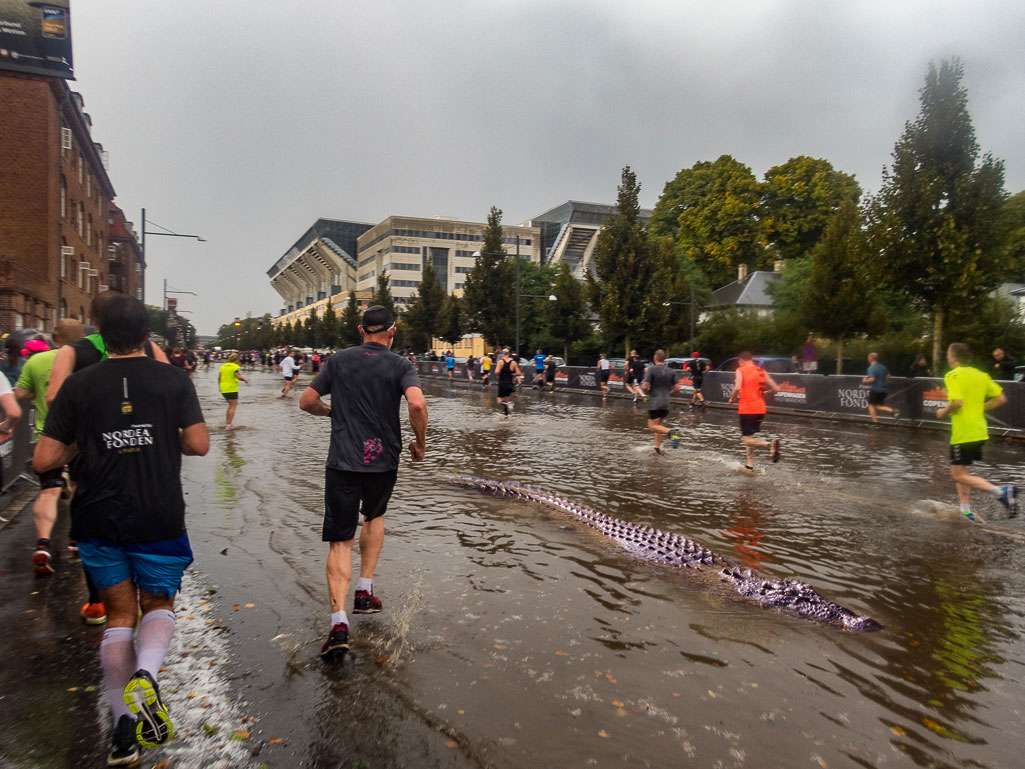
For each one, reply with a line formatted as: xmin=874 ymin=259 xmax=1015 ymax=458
xmin=69 ymin=0 xmax=1025 ymax=334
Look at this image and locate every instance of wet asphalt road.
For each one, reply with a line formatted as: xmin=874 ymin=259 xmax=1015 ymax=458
xmin=1 ymin=365 xmax=1023 ymax=769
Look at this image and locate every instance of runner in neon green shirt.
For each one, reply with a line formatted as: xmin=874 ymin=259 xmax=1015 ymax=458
xmin=936 ymin=343 xmax=1017 ymax=520
xmin=218 ymin=353 xmax=248 ymax=428
xmin=13 ymin=319 xmax=83 ymax=573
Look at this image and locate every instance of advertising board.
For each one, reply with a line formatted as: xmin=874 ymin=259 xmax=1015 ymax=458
xmin=0 ymin=0 xmax=73 ymax=79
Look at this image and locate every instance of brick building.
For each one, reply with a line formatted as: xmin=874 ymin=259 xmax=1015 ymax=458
xmin=0 ymin=72 xmax=119 ymax=332
xmin=106 ymin=203 xmax=143 ymax=299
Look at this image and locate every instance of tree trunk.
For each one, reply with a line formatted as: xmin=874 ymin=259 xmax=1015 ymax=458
xmin=624 ymin=337 xmax=630 ymax=359
xmin=836 ymin=338 xmax=844 ymax=375
xmin=932 ymin=306 xmax=944 ymax=374
xmin=563 ymin=343 xmax=569 ymax=364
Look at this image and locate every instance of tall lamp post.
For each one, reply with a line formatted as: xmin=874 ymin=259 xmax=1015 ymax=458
xmin=474 ymin=236 xmax=542 ymax=357
xmin=663 ymin=283 xmax=697 ymax=355
xmin=141 ymin=208 xmax=204 ymax=305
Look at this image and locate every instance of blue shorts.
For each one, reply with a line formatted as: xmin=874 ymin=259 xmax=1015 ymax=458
xmin=78 ymin=534 xmax=194 ymax=598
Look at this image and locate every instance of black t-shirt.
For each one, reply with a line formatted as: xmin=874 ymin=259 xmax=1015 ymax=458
xmin=628 ymin=357 xmax=645 ymax=380
xmin=310 ymin=342 xmax=421 ymax=473
xmin=687 ymin=359 xmax=707 ymax=378
xmin=994 ymin=356 xmax=1016 ymax=379
xmin=71 ymin=337 xmax=159 ymax=372
xmin=43 ymin=357 xmax=205 ymax=544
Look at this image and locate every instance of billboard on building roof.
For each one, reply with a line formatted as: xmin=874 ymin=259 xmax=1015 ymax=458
xmin=0 ymin=0 xmax=73 ymax=79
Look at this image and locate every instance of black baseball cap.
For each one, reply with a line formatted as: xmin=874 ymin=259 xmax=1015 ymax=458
xmin=361 ymin=305 xmax=394 ymax=333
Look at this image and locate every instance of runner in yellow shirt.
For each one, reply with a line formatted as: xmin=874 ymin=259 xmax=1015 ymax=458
xmin=218 ymin=353 xmax=248 ymax=428
xmin=936 ymin=343 xmax=1017 ymax=520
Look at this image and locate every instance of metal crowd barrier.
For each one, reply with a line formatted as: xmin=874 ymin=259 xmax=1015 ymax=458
xmin=1 ymin=399 xmax=36 ymax=493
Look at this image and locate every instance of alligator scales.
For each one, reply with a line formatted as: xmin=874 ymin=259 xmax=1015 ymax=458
xmin=446 ymin=476 xmax=882 ymax=632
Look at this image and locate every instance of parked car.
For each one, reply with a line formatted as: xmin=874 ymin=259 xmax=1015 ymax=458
xmin=666 ymin=357 xmax=712 ymax=371
xmin=1014 ymin=365 xmax=1025 ymax=383
xmin=717 ymin=356 xmax=797 ymax=374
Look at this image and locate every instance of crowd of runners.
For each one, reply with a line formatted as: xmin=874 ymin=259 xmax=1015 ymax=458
xmin=0 ymin=293 xmax=1019 ymax=765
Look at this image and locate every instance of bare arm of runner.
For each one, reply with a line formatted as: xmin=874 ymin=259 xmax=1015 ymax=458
xmin=936 ymin=399 xmax=961 ymax=419
xmin=32 ymin=435 xmax=76 ymax=472
xmin=45 ymin=344 xmax=75 ymax=407
xmin=984 ymin=391 xmax=1008 ymax=411
xmin=299 ymin=386 xmax=331 ymax=416
xmin=0 ymin=391 xmax=22 ymax=440
xmin=180 ymin=422 xmax=210 ymax=456
xmin=405 ymin=385 xmax=427 ymax=461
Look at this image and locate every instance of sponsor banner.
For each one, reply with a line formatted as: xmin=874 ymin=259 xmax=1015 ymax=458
xmin=766 ymin=373 xmax=817 ymax=411
xmin=606 ymin=371 xmax=626 ymax=389
xmin=820 ymin=375 xmax=873 ymax=415
xmin=704 ymin=371 xmax=736 ymax=404
xmin=1001 ymin=380 xmax=1025 ymax=432
xmin=0 ymin=0 xmax=73 ymax=79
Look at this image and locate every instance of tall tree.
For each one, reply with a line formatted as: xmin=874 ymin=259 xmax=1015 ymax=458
xmin=372 ymin=271 xmax=397 ymax=319
xmin=304 ymin=306 xmax=320 ymax=347
xmin=547 ymin=261 xmax=591 ymax=362
xmin=320 ymin=303 xmax=339 ymax=348
xmin=762 ymin=156 xmax=861 ymax=261
xmin=403 ymin=260 xmax=446 ymax=352
xmin=803 ymin=199 xmax=875 ymax=373
xmin=463 ymin=205 xmax=515 ymax=347
xmin=649 ymin=155 xmax=765 ymax=288
xmin=869 ymin=59 xmax=1009 ymax=369
xmin=1001 ymin=189 xmax=1025 ymax=276
xmin=587 ymin=166 xmax=658 ymax=356
xmin=438 ymin=293 xmax=463 ymax=346
xmin=339 ymin=291 xmax=362 ymax=347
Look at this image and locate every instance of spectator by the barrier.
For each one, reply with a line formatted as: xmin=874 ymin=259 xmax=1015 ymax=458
xmin=993 ymin=348 xmax=1017 ymax=380
xmin=907 ymin=354 xmax=932 ymax=378
xmin=2 ymin=335 xmax=24 ymax=387
xmin=0 ymin=366 xmax=22 ymax=445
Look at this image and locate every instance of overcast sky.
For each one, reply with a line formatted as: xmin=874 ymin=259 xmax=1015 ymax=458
xmin=70 ymin=0 xmax=1025 ymax=335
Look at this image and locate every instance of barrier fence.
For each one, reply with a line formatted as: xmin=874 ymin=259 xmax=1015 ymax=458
xmin=1 ymin=399 xmax=36 ymax=493
xmin=417 ymin=362 xmax=1025 ymax=435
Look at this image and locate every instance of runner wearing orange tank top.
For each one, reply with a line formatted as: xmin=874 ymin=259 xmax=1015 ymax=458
xmin=728 ymin=352 xmax=782 ymax=472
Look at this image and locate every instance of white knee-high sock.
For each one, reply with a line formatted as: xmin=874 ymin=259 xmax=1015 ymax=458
xmin=100 ymin=627 xmax=136 ymax=723
xmin=136 ymin=609 xmax=176 ymax=679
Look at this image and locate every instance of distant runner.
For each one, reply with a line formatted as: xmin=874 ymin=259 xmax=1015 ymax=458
xmin=642 ymin=350 xmax=682 ymax=455
xmin=686 ymin=352 xmax=707 ymax=410
xmin=480 ymin=353 xmax=491 ymax=385
xmin=495 ymin=348 xmax=521 ymax=417
xmin=936 ymin=343 xmax=1017 ymax=521
xmin=218 ymin=353 xmax=248 ymax=428
xmin=544 ymin=354 xmax=558 ymax=391
xmin=626 ymin=350 xmax=646 ymax=404
xmin=533 ymin=349 xmax=546 ymax=389
xmin=862 ymin=352 xmax=898 ymax=423
xmin=445 ymin=350 xmax=455 ymax=381
xmin=597 ymin=353 xmax=611 ymax=399
xmin=279 ymin=350 xmax=301 ymax=397
xmin=728 ymin=351 xmax=781 ymax=472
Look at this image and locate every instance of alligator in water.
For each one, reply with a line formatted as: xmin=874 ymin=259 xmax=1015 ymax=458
xmin=445 ymin=476 xmax=882 ymax=633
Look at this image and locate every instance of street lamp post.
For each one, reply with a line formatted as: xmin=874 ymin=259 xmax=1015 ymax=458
xmin=663 ymin=283 xmax=697 ymax=354
xmin=141 ymin=208 xmax=204 ymax=306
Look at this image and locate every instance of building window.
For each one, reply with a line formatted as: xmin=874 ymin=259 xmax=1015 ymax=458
xmin=78 ymin=153 xmax=83 ymax=184
xmin=392 ymin=245 xmax=421 ymax=254
xmin=59 ymin=300 xmax=67 ymax=320
xmin=454 ymin=265 xmax=473 ymax=273
xmin=77 ymin=203 xmax=84 ymax=237
xmin=454 ymin=283 xmax=465 ymax=289
xmin=389 ymin=279 xmax=421 ymax=288
xmin=454 ymin=250 xmax=476 ymax=257
xmin=383 ymin=262 xmax=420 ymax=271
xmin=87 ymin=215 xmax=92 ymax=246
xmin=60 ymin=176 xmax=67 ymax=219
xmin=87 ymin=171 xmax=92 ymax=197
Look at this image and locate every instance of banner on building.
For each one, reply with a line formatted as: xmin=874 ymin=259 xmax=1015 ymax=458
xmin=0 ymin=1 xmax=73 ymax=79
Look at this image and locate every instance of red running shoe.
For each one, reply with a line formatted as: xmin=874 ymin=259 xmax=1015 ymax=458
xmin=320 ymin=623 xmax=349 ymax=659
xmin=80 ymin=602 xmax=107 ymax=625
xmin=353 ymin=590 xmax=382 ymax=614
xmin=32 ymin=543 xmax=54 ymax=575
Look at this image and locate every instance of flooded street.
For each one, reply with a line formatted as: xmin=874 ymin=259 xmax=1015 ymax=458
xmin=3 ymin=365 xmax=1024 ymax=768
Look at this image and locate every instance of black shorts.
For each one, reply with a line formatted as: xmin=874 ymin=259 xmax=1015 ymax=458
xmin=739 ymin=414 xmax=764 ymax=436
xmin=221 ymin=392 xmax=238 ymax=401
xmin=868 ymin=391 xmax=888 ymax=406
xmin=600 ymin=370 xmax=610 ymax=383
xmin=323 ymin=468 xmax=398 ymax=542
xmin=36 ymin=465 xmax=66 ymax=490
xmin=545 ymin=371 xmax=556 ymax=383
xmin=692 ymin=376 xmax=703 ymax=389
xmin=282 ymin=375 xmax=294 ymax=382
xmin=648 ymin=408 xmax=669 ymax=420
xmin=950 ymin=440 xmax=986 ymax=466
xmin=498 ymin=382 xmax=516 ymax=398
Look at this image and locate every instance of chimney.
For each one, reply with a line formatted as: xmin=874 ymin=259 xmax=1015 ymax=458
xmin=737 ymin=263 xmax=748 ymax=282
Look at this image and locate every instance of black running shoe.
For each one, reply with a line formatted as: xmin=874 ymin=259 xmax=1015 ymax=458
xmin=123 ymin=669 xmax=172 ymax=747
xmin=654 ymin=447 xmax=664 ymax=456
xmin=353 ymin=590 xmax=382 ymax=614
xmin=320 ymin=623 xmax=349 ymax=660
xmin=107 ymin=714 xmax=140 ymax=767
xmin=32 ymin=540 xmax=54 ymax=575
xmin=771 ymin=439 xmax=781 ymax=463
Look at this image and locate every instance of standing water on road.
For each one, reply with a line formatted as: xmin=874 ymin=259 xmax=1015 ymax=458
xmin=8 ymin=366 xmax=1020 ymax=768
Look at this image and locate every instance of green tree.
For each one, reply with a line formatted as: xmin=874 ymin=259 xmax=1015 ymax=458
xmin=762 ymin=156 xmax=861 ymax=261
xmin=587 ymin=166 xmax=659 ymax=356
xmin=304 ymin=307 xmax=320 ymax=347
xmin=463 ymin=206 xmax=515 ymax=347
xmin=372 ymin=271 xmax=397 ymax=320
xmin=339 ymin=292 xmax=362 ymax=347
xmin=869 ymin=59 xmax=1009 ymax=370
xmin=802 ymin=199 xmax=875 ymax=373
xmin=438 ymin=293 xmax=463 ymax=346
xmin=1001 ymin=189 xmax=1025 ymax=275
xmin=403 ymin=260 xmax=446 ymax=351
xmin=320 ymin=303 xmax=339 ymax=348
xmin=547 ymin=261 xmax=591 ymax=362
xmin=650 ymin=155 xmax=765 ymax=289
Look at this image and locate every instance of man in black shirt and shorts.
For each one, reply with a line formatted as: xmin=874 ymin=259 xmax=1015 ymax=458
xmin=686 ymin=352 xmax=707 ymax=410
xmin=494 ymin=347 xmax=521 ymax=417
xmin=642 ymin=350 xmax=683 ymax=455
xmin=34 ymin=295 xmax=209 ymax=765
xmin=626 ymin=350 xmax=646 ymax=404
xmin=300 ymin=306 xmax=428 ymax=661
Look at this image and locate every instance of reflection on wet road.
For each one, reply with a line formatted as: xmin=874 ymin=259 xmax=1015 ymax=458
xmin=180 ymin=370 xmax=1024 ymax=768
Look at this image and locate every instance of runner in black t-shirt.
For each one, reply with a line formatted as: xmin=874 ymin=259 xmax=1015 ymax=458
xmin=495 ymin=348 xmax=521 ymax=417
xmin=300 ymin=305 xmax=427 ymax=661
xmin=544 ymin=354 xmax=558 ymax=391
xmin=626 ymin=350 xmax=646 ymax=404
xmin=686 ymin=352 xmax=707 ymax=410
xmin=34 ymin=294 xmax=208 ymax=765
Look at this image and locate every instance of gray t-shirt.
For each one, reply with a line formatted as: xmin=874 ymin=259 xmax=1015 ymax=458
xmin=644 ymin=364 xmax=676 ymax=411
xmin=866 ymin=362 xmax=889 ymax=393
xmin=310 ymin=342 xmax=421 ymax=473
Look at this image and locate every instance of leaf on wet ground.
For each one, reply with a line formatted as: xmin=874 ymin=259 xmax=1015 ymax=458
xmin=555 ymin=650 xmax=566 ymax=656
xmin=597 ymin=730 xmax=610 ymax=738
xmin=605 ymin=673 xmax=617 ymax=684
xmin=494 ymin=644 xmax=507 ymax=650
xmin=245 ymin=603 xmax=255 ymax=608
xmin=202 ymin=724 xmax=218 ymax=738
xmin=444 ymin=740 xmax=459 ymax=748
xmin=187 ymin=691 xmax=197 ymax=698
xmin=611 ymin=700 xmax=624 ymax=707
xmin=230 ymin=729 xmax=250 ymax=741
xmin=268 ymin=737 xmax=283 ymax=744
xmin=152 ymin=761 xmax=171 ymax=769
xmin=234 ymin=604 xmax=240 ymax=611
xmin=890 ymin=726 xmax=907 ymax=736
